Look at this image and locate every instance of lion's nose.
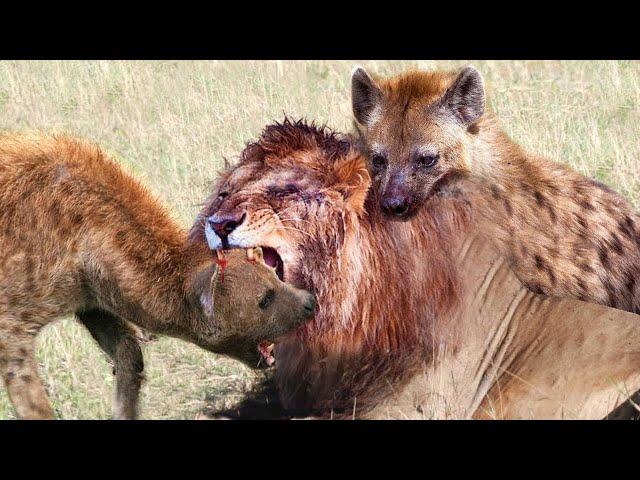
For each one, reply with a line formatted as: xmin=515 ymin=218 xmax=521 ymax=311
xmin=207 ymin=212 xmax=246 ymax=239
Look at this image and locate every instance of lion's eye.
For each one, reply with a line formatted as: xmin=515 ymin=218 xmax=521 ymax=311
xmin=370 ymin=154 xmax=388 ymax=173
xmin=218 ymin=191 xmax=229 ymax=200
xmin=415 ymin=154 xmax=439 ymax=169
xmin=268 ymin=184 xmax=300 ymax=197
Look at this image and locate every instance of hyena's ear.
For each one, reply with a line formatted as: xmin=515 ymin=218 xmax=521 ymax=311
xmin=333 ymin=152 xmax=371 ymax=216
xmin=195 ymin=263 xmax=218 ymax=317
xmin=438 ymin=66 xmax=485 ymax=125
xmin=351 ymin=66 xmax=383 ymax=126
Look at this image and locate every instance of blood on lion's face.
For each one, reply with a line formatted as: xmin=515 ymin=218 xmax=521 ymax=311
xmin=190 ymin=118 xmax=370 ymax=292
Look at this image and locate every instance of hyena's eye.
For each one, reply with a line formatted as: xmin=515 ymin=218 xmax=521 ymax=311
xmin=218 ymin=191 xmax=229 ymax=200
xmin=370 ymin=154 xmax=388 ymax=174
xmin=258 ymin=289 xmax=276 ymax=309
xmin=415 ymin=154 xmax=439 ymax=169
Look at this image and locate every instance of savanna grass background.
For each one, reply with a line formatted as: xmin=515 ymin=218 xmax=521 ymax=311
xmin=0 ymin=60 xmax=638 ymax=419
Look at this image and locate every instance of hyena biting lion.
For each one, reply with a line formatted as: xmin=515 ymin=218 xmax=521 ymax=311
xmin=0 ymin=133 xmax=315 ymax=420
xmin=351 ymin=65 xmax=640 ymax=314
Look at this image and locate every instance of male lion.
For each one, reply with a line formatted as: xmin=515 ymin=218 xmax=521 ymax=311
xmin=191 ymin=119 xmax=640 ymax=419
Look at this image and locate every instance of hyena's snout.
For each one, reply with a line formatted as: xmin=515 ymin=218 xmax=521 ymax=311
xmin=287 ymin=287 xmax=316 ymax=327
xmin=379 ymin=171 xmax=417 ymax=220
xmin=380 ymin=193 xmax=411 ymax=219
xmin=302 ymin=292 xmax=316 ymax=317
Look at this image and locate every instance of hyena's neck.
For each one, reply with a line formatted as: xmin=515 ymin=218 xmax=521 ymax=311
xmin=165 ymin=242 xmax=215 ymax=334
xmin=464 ymin=114 xmax=533 ymax=185
xmin=112 ymin=236 xmax=212 ymax=337
xmin=460 ymin=113 xmax=640 ymax=314
xmin=462 ymin=115 xmax=575 ymax=221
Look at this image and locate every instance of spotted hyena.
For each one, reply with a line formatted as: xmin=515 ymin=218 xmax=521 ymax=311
xmin=351 ymin=65 xmax=640 ymax=313
xmin=0 ymin=133 xmax=315 ymax=419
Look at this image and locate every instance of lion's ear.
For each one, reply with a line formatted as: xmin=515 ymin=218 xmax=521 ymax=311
xmin=333 ymin=154 xmax=370 ymax=215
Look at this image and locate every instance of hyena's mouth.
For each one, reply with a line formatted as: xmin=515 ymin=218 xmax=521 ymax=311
xmin=258 ymin=341 xmax=275 ymax=367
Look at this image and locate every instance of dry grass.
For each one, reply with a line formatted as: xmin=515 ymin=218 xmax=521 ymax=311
xmin=0 ymin=60 xmax=638 ymax=419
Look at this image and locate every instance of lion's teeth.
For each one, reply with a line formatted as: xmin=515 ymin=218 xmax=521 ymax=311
xmin=247 ymin=248 xmax=255 ymax=261
xmin=216 ymin=250 xmax=225 ymax=261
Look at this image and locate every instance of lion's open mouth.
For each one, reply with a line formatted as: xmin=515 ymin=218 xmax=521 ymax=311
xmin=255 ymin=247 xmax=286 ymax=367
xmin=261 ymin=246 xmax=284 ymax=281
xmin=216 ymin=246 xmax=285 ymax=281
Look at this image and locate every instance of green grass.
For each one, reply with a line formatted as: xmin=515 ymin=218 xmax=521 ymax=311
xmin=0 ymin=60 xmax=638 ymax=419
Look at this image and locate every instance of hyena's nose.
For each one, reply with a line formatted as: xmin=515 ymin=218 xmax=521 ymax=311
xmin=380 ymin=196 xmax=410 ymax=219
xmin=207 ymin=212 xmax=246 ymax=240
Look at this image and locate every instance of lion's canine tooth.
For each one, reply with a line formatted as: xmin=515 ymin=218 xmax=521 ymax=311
xmin=247 ymin=248 xmax=255 ymax=261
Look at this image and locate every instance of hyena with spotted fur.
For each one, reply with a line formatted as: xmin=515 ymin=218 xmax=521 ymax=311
xmin=351 ymin=66 xmax=640 ymax=313
xmin=0 ymin=133 xmax=315 ymax=419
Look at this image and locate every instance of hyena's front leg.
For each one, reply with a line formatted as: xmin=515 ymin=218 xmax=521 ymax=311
xmin=77 ymin=309 xmax=144 ymax=420
xmin=0 ymin=319 xmax=54 ymax=419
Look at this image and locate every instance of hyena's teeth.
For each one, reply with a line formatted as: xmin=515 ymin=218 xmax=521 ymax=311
xmin=258 ymin=341 xmax=276 ymax=366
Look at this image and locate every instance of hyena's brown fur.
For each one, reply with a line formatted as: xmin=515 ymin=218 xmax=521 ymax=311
xmin=0 ymin=132 xmax=314 ymax=419
xmin=351 ymin=66 xmax=640 ymax=314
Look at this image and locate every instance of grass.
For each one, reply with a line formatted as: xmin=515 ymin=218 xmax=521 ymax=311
xmin=0 ymin=60 xmax=638 ymax=419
